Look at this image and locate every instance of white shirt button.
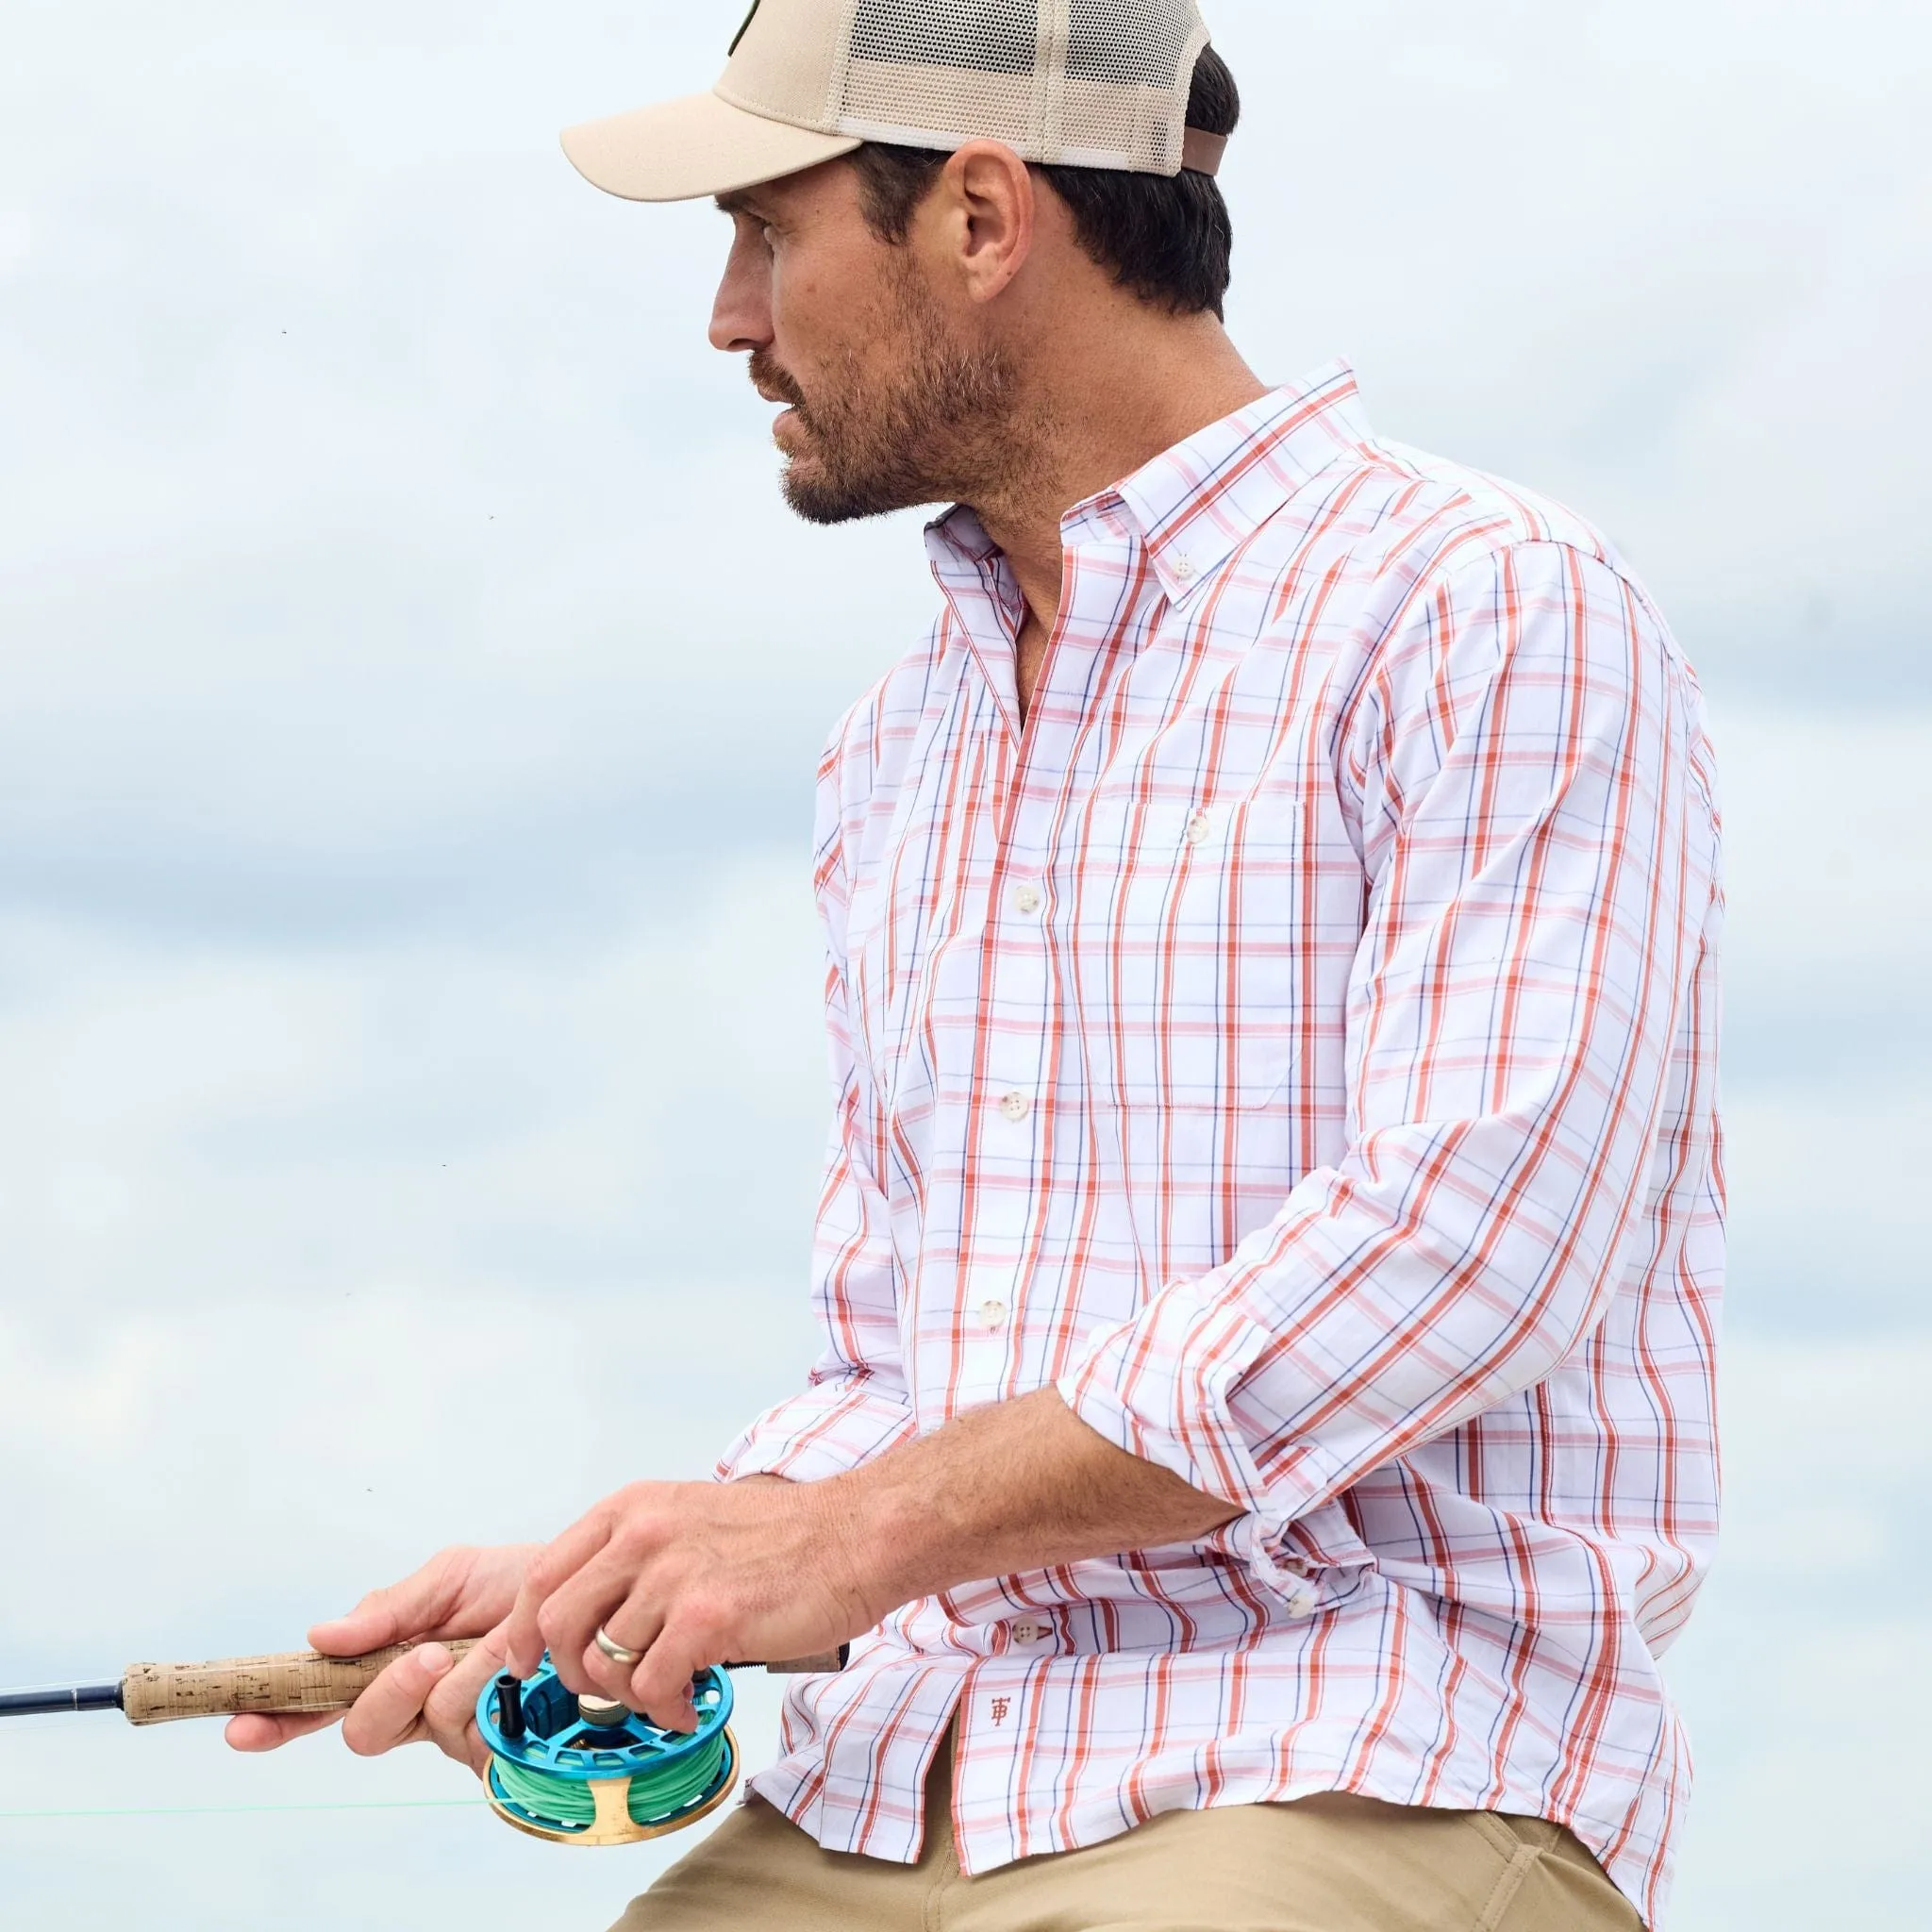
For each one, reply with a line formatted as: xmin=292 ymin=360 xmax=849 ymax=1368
xmin=978 ymin=1298 xmax=1008 ymax=1330
xmin=1010 ymin=1619 xmax=1047 ymax=1645
xmin=1012 ymin=883 xmax=1041 ymax=915
xmin=1186 ymin=809 xmax=1214 ymax=846
xmin=999 ymin=1091 xmax=1033 ymax=1123
xmin=1172 ymin=553 xmax=1197 ymax=583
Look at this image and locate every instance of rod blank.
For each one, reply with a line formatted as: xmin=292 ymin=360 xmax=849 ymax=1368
xmin=0 ymin=1682 xmax=123 ymax=1718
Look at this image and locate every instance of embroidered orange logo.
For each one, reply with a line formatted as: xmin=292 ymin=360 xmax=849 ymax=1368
xmin=991 ymin=1697 xmax=1011 ymax=1726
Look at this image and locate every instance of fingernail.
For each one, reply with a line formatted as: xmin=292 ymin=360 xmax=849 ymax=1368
xmin=417 ymin=1642 xmax=452 ymax=1674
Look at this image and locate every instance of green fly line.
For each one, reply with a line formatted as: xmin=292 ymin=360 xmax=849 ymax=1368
xmin=490 ymin=1725 xmax=732 ymax=1829
xmin=0 ymin=1797 xmax=483 ymax=1821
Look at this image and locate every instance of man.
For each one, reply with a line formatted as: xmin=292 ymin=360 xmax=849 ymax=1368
xmin=230 ymin=4 xmax=1724 ymax=1927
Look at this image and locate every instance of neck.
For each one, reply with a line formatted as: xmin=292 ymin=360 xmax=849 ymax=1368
xmin=966 ymin=305 xmax=1269 ymax=646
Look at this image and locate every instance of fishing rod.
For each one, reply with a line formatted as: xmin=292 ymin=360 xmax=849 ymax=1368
xmin=1 ymin=1638 xmax=847 ymax=1845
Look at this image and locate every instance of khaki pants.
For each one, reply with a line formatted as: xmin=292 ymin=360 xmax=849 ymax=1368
xmin=608 ymin=1736 xmax=1641 ymax=1932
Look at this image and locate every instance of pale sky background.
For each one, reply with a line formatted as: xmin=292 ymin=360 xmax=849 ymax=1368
xmin=1 ymin=0 xmax=1927 ymax=1926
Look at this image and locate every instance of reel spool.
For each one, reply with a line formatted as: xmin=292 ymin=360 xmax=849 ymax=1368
xmin=475 ymin=1657 xmax=738 ymax=1846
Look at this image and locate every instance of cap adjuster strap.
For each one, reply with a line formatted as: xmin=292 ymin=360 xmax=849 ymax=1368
xmin=1180 ymin=126 xmax=1227 ymax=176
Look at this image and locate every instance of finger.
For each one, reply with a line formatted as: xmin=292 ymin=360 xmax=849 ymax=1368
xmin=224 ymin=1709 xmax=341 ymax=1753
xmin=505 ymin=1510 xmax=619 ymax=1676
xmin=424 ymin=1624 xmax=509 ymax=1775
xmin=340 ymin=1641 xmax=456 ymax=1758
xmin=536 ymin=1546 xmax=650 ymax=1693
xmin=577 ymin=1592 xmax=668 ymax=1706
xmin=310 ymin=1557 xmax=459 ymax=1658
xmin=628 ymin=1624 xmax=705 ymax=1735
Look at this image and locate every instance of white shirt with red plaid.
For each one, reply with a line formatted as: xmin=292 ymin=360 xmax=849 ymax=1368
xmin=719 ymin=361 xmax=1724 ymax=1927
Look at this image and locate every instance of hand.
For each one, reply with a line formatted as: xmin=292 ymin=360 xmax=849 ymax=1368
xmin=225 ymin=1543 xmax=539 ymax=1774
xmin=505 ymin=1478 xmax=876 ymax=1733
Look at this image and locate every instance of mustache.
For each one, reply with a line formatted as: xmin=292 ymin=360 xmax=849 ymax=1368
xmin=748 ymin=349 xmax=809 ymax=415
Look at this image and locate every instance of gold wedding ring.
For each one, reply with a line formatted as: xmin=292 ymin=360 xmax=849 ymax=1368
xmin=593 ymin=1624 xmax=645 ymax=1668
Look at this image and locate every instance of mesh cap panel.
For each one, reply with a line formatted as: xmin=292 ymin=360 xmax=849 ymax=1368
xmin=851 ymin=0 xmax=1041 ymax=76
xmin=831 ymin=0 xmax=1211 ymax=176
xmin=1065 ymin=0 xmax=1192 ymax=91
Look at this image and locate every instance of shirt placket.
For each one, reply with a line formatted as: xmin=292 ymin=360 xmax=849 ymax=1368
xmin=949 ymin=515 xmax=1144 ymax=1863
xmin=955 ymin=518 xmax=1128 ymax=1414
xmin=954 ymin=858 xmax=1050 ymax=1409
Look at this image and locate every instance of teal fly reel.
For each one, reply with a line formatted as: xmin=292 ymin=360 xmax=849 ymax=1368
xmin=475 ymin=1657 xmax=738 ymax=1846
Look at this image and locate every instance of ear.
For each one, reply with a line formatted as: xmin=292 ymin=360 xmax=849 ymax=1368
xmin=923 ymin=141 xmax=1036 ymax=305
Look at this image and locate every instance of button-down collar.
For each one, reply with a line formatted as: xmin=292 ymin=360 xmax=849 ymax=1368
xmin=1110 ymin=358 xmax=1371 ymax=600
xmin=924 ymin=358 xmax=1373 ymax=615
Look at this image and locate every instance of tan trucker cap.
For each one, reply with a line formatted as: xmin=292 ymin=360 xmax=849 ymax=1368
xmin=561 ymin=0 xmax=1224 ymax=206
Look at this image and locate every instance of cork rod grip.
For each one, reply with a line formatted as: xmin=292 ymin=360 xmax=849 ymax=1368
xmin=121 ymin=1640 xmax=479 ymax=1726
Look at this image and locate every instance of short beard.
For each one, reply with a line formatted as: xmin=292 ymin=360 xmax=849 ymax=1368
xmin=754 ymin=261 xmax=1017 ymax=526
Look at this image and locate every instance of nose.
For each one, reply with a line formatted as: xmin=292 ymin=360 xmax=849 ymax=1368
xmin=709 ymin=224 xmax=774 ymax=356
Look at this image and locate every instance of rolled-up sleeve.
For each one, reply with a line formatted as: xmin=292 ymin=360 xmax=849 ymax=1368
xmin=1058 ymin=542 xmax=1717 ymax=1578
xmin=718 ymin=746 xmax=915 ymax=1486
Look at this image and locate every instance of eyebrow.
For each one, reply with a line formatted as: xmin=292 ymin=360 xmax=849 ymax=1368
xmin=714 ymin=189 xmax=767 ymax=219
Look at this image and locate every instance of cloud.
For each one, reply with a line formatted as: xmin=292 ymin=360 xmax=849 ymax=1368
xmin=1667 ymin=1334 xmax=1932 ymax=1930
xmin=0 ymin=855 xmax=830 ymax=1312
xmin=1723 ymin=1089 xmax=1930 ymax=1330
xmin=1214 ymin=0 xmax=1932 ymax=700
xmin=1716 ymin=704 xmax=1932 ymax=1081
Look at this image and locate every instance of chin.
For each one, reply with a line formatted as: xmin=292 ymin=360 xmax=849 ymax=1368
xmin=780 ymin=470 xmax=864 ymax=526
xmin=778 ymin=441 xmax=939 ymax=526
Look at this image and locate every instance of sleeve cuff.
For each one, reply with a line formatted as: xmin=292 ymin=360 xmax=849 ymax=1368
xmin=1056 ymin=1299 xmax=1282 ymax=1515
xmin=1057 ymin=1300 xmax=1360 ymax=1619
xmin=716 ymin=1376 xmax=917 ymax=1487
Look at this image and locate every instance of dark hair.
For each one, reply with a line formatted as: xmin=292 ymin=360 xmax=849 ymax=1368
xmin=849 ymin=44 xmax=1241 ymax=320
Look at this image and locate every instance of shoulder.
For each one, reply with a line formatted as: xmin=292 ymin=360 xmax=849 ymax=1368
xmin=1320 ymin=437 xmax=1640 ymax=618
xmin=1367 ymin=438 xmax=1622 ymax=557
xmin=1236 ymin=426 xmax=1690 ymax=712
xmin=1301 ymin=443 xmax=1718 ymax=776
xmin=1276 ymin=437 xmax=1690 ymax=683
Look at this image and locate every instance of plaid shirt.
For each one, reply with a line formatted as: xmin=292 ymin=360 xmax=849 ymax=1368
xmin=720 ymin=362 xmax=1724 ymax=1927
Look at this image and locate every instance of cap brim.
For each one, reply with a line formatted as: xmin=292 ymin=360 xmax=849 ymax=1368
xmin=561 ymin=92 xmax=861 ymax=204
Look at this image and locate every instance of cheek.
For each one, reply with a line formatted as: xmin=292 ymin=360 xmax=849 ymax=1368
xmin=771 ymin=246 xmax=894 ymax=377
xmin=767 ymin=256 xmax=824 ymax=366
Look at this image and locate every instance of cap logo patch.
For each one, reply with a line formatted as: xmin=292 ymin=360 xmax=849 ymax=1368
xmin=728 ymin=0 xmax=763 ymax=55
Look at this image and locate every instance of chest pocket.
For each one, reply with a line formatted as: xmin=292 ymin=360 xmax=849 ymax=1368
xmin=841 ymin=798 xmax=980 ymax=1131
xmin=1058 ymin=793 xmax=1305 ymax=1115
